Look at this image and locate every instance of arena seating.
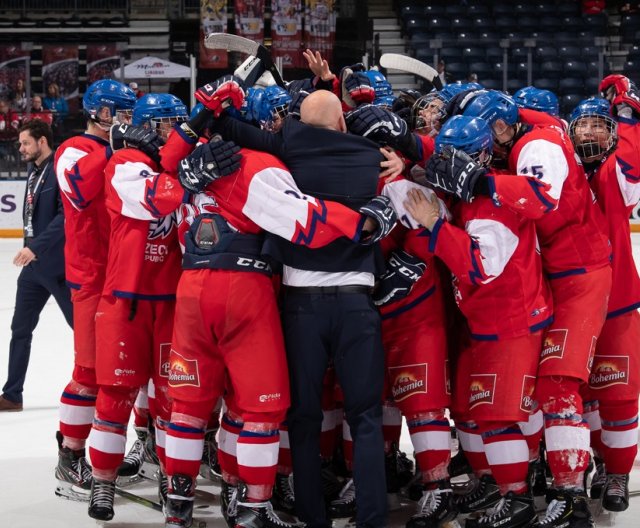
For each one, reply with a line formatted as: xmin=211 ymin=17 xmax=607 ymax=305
xmin=398 ymin=0 xmax=615 ymax=117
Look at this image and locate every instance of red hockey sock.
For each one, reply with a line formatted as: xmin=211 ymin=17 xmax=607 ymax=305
xmin=59 ymin=367 xmax=98 ymax=449
xmin=598 ymin=399 xmax=638 ymax=474
xmin=407 ymin=411 xmax=451 ymax=483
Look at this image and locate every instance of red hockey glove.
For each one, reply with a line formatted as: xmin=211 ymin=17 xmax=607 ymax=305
xmin=340 ymin=64 xmax=374 ymax=109
xmin=195 ymin=75 xmax=245 ymax=118
xmin=599 ymin=74 xmax=640 ymax=119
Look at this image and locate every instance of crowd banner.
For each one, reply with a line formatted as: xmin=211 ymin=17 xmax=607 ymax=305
xmin=0 ymin=179 xmax=25 ymax=237
xmin=304 ymin=0 xmax=337 ymax=64
xmin=42 ymin=44 xmax=79 ymax=112
xmin=271 ymin=0 xmax=304 ymax=68
xmin=234 ymin=0 xmax=265 ymax=43
xmin=0 ymin=45 xmax=29 ymax=102
xmin=200 ymin=0 xmax=229 ymax=69
xmin=86 ymin=44 xmax=119 ymax=84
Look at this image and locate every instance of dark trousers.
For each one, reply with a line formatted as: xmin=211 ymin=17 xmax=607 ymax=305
xmin=283 ymin=289 xmax=387 ymax=528
xmin=2 ymin=265 xmax=73 ymax=403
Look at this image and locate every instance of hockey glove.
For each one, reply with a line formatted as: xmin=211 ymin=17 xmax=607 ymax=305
xmin=343 ymin=72 xmax=375 ymax=107
xmin=340 ymin=63 xmax=371 ymax=109
xmin=372 ymin=250 xmax=426 ymax=306
xmin=110 ymin=123 xmax=164 ymax=164
xmin=359 ymin=195 xmax=398 ymax=244
xmin=288 ymin=90 xmax=311 ymax=120
xmin=195 ymin=75 xmax=245 ymax=118
xmin=599 ymin=74 xmax=640 ymax=119
xmin=178 ymin=138 xmax=242 ymax=194
xmin=445 ymin=89 xmax=485 ymax=120
xmin=179 ymin=106 xmax=214 ymax=140
xmin=425 ymin=146 xmax=487 ymax=202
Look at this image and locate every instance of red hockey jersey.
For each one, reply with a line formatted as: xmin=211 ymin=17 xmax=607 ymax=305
xmin=54 ymin=133 xmax=112 ymax=291
xmin=588 ymin=118 xmax=640 ymax=317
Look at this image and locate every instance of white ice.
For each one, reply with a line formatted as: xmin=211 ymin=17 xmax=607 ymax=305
xmin=0 ymin=237 xmax=639 ymax=527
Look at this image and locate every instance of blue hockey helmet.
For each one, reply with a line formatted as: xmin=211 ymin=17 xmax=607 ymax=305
xmin=436 ymin=115 xmax=493 ymax=167
xmin=365 ymin=69 xmax=394 ymax=99
xmin=132 ymin=93 xmax=188 ymax=138
xmin=247 ymin=85 xmax=291 ymax=131
xmin=83 ymin=79 xmax=136 ymax=125
xmin=462 ymin=90 xmax=519 ymax=127
xmin=513 ymin=86 xmax=559 ymax=116
xmin=458 ymin=82 xmax=484 ymax=91
xmin=373 ymin=94 xmax=397 ymax=109
xmin=437 ymin=83 xmax=468 ymax=104
xmin=568 ymin=97 xmax=617 ymax=162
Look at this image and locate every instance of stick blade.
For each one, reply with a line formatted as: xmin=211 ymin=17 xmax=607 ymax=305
xmin=204 ymin=33 xmax=259 ymax=56
xmin=379 ymin=53 xmax=443 ymax=90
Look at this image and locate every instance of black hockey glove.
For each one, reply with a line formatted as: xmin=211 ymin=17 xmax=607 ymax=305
xmin=110 ymin=123 xmax=164 ymax=164
xmin=425 ymin=146 xmax=487 ymax=202
xmin=359 ymin=195 xmax=397 ymax=245
xmin=444 ymin=89 xmax=485 ymax=120
xmin=373 ymin=250 xmax=426 ymax=306
xmin=178 ymin=139 xmax=242 ymax=194
xmin=288 ymin=90 xmax=310 ymax=120
xmin=179 ymin=106 xmax=214 ymax=140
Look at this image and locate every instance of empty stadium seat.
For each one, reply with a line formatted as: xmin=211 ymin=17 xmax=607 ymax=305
xmin=557 ymin=46 xmax=582 ymax=59
xmin=445 ymin=62 xmax=468 ymax=79
xmin=557 ymin=2 xmax=581 ymax=16
xmin=540 ymin=61 xmax=563 ymax=77
xmin=534 ymin=78 xmax=559 ymax=91
xmin=559 ymin=78 xmax=585 ymax=95
xmin=451 ymin=17 xmax=475 ymax=32
xmin=495 ymin=16 xmax=517 ymax=32
xmin=486 ymin=47 xmax=504 ymax=60
xmin=462 ymin=47 xmax=485 ymax=62
xmin=563 ymin=61 xmax=587 ymax=77
xmin=427 ymin=17 xmax=450 ymax=31
xmin=561 ymin=94 xmax=583 ymax=115
xmin=467 ymin=4 xmax=490 ymax=15
xmin=482 ymin=79 xmax=502 ymax=90
xmin=536 ymin=46 xmax=558 ymax=60
xmin=508 ymin=79 xmax=523 ymax=92
xmin=467 ymin=62 xmax=494 ymax=77
xmin=439 ymin=46 xmax=463 ymax=62
xmin=584 ymin=78 xmax=601 ymax=96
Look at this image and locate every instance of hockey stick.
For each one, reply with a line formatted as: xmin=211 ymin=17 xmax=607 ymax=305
xmin=115 ymin=486 xmax=163 ymax=512
xmin=204 ymin=33 xmax=286 ymax=88
xmin=379 ymin=53 xmax=443 ymax=91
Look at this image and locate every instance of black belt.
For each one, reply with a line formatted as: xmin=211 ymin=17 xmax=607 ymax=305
xmin=285 ymin=285 xmax=373 ymax=295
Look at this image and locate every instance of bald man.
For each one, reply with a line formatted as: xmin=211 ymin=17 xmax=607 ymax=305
xmin=210 ymin=89 xmax=389 ymax=528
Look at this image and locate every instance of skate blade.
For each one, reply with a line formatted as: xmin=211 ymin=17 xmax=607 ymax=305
xmin=198 ymin=462 xmax=222 ymax=482
xmin=116 ymin=473 xmax=144 ymax=488
xmin=55 ymin=480 xmax=90 ymax=502
xmin=139 ymin=460 xmax=160 ymax=481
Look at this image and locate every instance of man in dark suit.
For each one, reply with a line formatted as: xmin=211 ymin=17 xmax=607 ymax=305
xmin=0 ymin=119 xmax=72 ymax=411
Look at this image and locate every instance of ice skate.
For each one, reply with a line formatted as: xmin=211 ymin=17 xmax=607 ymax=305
xmin=465 ymin=492 xmax=535 ymax=528
xmin=199 ymin=429 xmax=221 ymax=481
xmin=221 ymin=480 xmax=239 ymax=528
xmin=449 ymin=449 xmax=473 ymax=478
xmin=588 ymin=458 xmax=606 ymax=500
xmin=117 ymin=426 xmax=147 ymax=478
xmin=54 ymin=430 xmax=92 ymax=501
xmin=159 ymin=470 xmax=168 ymax=506
xmin=140 ymin=425 xmax=161 ymax=480
xmin=88 ymin=477 xmax=116 ymax=521
xmin=165 ymin=473 xmax=195 ymax=528
xmin=601 ymin=473 xmax=629 ymax=512
xmin=533 ymin=489 xmax=594 ymax=528
xmin=406 ymin=483 xmax=457 ymax=528
xmin=454 ymin=475 xmax=501 ymax=514
xmin=271 ymin=472 xmax=296 ymax=514
xmin=328 ymin=478 xmax=356 ymax=519
xmin=235 ymin=500 xmax=304 ymax=528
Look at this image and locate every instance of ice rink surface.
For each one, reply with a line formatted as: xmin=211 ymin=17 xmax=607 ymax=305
xmin=0 ymin=237 xmax=638 ymax=528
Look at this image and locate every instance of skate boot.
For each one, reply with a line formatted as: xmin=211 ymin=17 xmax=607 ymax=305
xmin=602 ymin=473 xmax=629 ymax=512
xmin=165 ymin=474 xmax=195 ymax=527
xmin=406 ymin=482 xmax=457 ymax=528
xmin=528 ymin=459 xmax=548 ymax=497
xmin=533 ymin=489 xmax=594 ymax=528
xmin=455 ymin=475 xmax=501 ymax=514
xmin=118 ymin=427 xmax=148 ymax=478
xmin=386 ymin=443 xmax=415 ymax=491
xmin=321 ymin=460 xmax=343 ymax=501
xmin=88 ymin=478 xmax=116 ymax=521
xmin=235 ymin=500 xmax=303 ymax=528
xmin=54 ymin=430 xmax=92 ymax=501
xmin=328 ymin=478 xmax=356 ymax=519
xmin=588 ymin=458 xmax=606 ymax=500
xmin=199 ymin=429 xmax=221 ymax=481
xmin=466 ymin=492 xmax=535 ymax=528
xmin=158 ymin=470 xmax=169 ymax=506
xmin=139 ymin=422 xmax=160 ymax=480
xmin=449 ymin=449 xmax=473 ymax=478
xmin=221 ymin=480 xmax=239 ymax=528
xmin=272 ymin=472 xmax=296 ymax=514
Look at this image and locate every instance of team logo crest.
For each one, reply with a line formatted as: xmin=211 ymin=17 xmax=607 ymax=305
xmin=589 ymin=356 xmax=629 ymax=389
xmin=540 ymin=329 xmax=567 ymax=363
xmin=168 ymin=350 xmax=200 ymax=388
xmin=148 ymin=214 xmax=177 ymax=240
xmin=389 ymin=363 xmax=427 ymax=402
xmin=159 ymin=343 xmax=171 ymax=378
xmin=468 ymin=374 xmax=496 ymax=409
xmin=520 ymin=375 xmax=536 ymax=413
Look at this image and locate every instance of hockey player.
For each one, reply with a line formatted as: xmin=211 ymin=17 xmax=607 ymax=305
xmin=426 ymin=90 xmax=612 ymax=528
xmin=86 ymin=93 xmax=210 ymax=521
xmin=512 ymin=87 xmax=565 ymax=130
xmin=53 ymin=79 xmax=137 ymax=500
xmin=569 ymin=86 xmax=640 ymax=513
xmin=408 ymin=115 xmax=553 ymax=528
xmin=162 ymin=79 xmax=397 ymax=528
